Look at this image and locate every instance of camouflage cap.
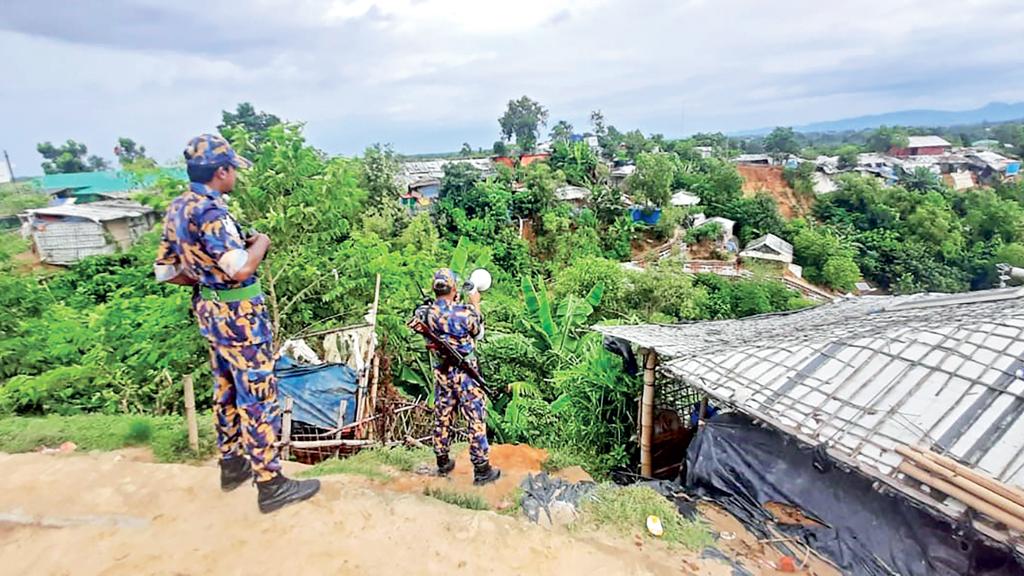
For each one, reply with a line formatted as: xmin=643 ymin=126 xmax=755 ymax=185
xmin=183 ymin=134 xmax=253 ymax=169
xmin=432 ymin=268 xmax=458 ymax=293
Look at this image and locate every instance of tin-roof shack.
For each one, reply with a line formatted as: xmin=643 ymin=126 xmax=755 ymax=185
xmin=596 ymin=287 xmax=1024 ymax=553
xmin=890 ymin=135 xmax=953 ymax=157
xmin=739 ymin=233 xmax=794 ymax=264
xmin=20 ymin=200 xmax=157 ymax=265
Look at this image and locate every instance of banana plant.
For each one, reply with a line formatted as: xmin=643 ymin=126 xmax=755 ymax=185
xmin=520 ymin=276 xmax=604 ymax=356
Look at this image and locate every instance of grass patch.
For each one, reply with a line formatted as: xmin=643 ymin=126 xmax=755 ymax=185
xmin=0 ymin=414 xmax=215 ymax=463
xmin=300 ymin=445 xmax=435 ymax=480
xmin=424 ymin=486 xmax=490 ymax=511
xmin=576 ymin=484 xmax=713 ymax=549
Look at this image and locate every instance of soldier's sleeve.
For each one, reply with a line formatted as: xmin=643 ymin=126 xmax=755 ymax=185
xmin=463 ymin=305 xmax=482 ymax=338
xmin=153 ymin=220 xmax=181 ymax=282
xmin=195 ymin=202 xmax=249 ymax=277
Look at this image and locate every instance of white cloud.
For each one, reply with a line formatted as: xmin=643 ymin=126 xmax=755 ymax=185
xmin=2 ymin=0 xmax=1024 ymax=173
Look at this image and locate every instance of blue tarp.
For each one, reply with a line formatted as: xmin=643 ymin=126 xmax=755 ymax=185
xmin=275 ymin=356 xmax=359 ymax=429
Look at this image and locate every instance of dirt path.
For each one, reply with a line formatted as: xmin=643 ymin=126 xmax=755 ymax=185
xmin=0 ymin=451 xmax=719 ymax=576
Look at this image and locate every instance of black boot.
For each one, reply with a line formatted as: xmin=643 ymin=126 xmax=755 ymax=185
xmin=220 ymin=457 xmax=252 ymax=492
xmin=473 ymin=463 xmax=501 ymax=486
xmin=436 ymin=454 xmax=455 ymax=476
xmin=256 ymin=474 xmax=321 ymax=514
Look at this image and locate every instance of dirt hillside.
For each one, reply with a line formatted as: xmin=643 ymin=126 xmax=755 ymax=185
xmin=736 ymin=165 xmax=813 ymax=219
xmin=0 ymin=450 xmax=709 ymax=576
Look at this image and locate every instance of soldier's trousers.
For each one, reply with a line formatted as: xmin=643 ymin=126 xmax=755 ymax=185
xmin=209 ymin=342 xmax=282 ymax=482
xmin=433 ymin=366 xmax=490 ymax=467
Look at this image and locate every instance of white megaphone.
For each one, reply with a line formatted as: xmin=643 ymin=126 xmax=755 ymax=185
xmin=463 ymin=268 xmax=492 ymax=294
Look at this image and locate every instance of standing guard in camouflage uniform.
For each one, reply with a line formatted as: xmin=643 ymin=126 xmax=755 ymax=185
xmin=154 ymin=134 xmax=320 ymax=513
xmin=427 ymin=269 xmax=501 ymax=485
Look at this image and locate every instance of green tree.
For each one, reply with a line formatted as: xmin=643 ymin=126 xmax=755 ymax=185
xmin=866 ymin=126 xmax=909 ymax=153
xmin=492 ymin=140 xmax=509 ymax=156
xmin=438 ymin=162 xmax=482 ymax=203
xmin=627 ymin=152 xmax=677 ymax=208
xmin=725 ymin=193 xmax=785 ymax=244
xmin=589 ymin=110 xmax=607 ymax=138
xmin=835 ymin=145 xmax=860 ymax=170
xmin=902 ymin=167 xmax=944 ymax=193
xmin=763 ymin=127 xmax=800 ymax=160
xmin=549 ymin=141 xmax=599 ymax=186
xmin=87 ymin=155 xmax=110 ymax=171
xmin=115 ymin=137 xmax=156 ymax=170
xmin=513 ymin=162 xmax=560 ymax=218
xmin=549 ymin=120 xmax=574 ymax=143
xmin=459 ymin=142 xmax=473 ymax=157
xmin=360 ymin=143 xmax=402 ymax=205
xmin=498 ymin=96 xmax=549 ymax=152
xmin=821 ymin=254 xmax=860 ymax=292
xmin=36 ymin=140 xmax=90 ymax=174
xmin=962 ymin=189 xmax=1024 ymax=245
xmin=219 ymin=102 xmax=282 ymax=148
xmin=783 ymin=162 xmax=816 ymax=195
xmin=620 ymin=130 xmax=652 ymax=161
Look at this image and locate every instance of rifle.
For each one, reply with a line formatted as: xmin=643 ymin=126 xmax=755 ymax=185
xmin=407 ymin=289 xmax=495 ymax=398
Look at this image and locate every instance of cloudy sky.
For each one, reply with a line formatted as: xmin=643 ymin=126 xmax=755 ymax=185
xmin=3 ymin=0 xmax=1024 ymax=175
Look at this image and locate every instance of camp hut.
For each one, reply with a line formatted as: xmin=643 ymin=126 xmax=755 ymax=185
xmin=595 ymin=287 xmax=1024 ymax=574
xmin=21 ymin=201 xmax=156 ymax=265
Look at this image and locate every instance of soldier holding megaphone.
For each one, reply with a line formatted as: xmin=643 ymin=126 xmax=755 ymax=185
xmin=417 ymin=268 xmax=501 ymax=485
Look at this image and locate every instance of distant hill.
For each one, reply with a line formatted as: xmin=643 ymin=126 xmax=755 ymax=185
xmin=738 ymin=102 xmax=1024 ymax=135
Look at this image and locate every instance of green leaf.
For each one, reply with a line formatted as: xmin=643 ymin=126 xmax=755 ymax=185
xmin=522 ymin=276 xmax=541 ymax=315
xmin=550 ymin=394 xmax=572 ymax=413
xmin=399 ymin=366 xmax=429 ymax=389
xmin=533 ymin=276 xmax=556 ymax=339
xmin=585 ymin=282 xmax=605 ymax=307
xmin=449 ymin=236 xmax=469 ymax=277
xmin=555 ymin=296 xmax=594 ymax=352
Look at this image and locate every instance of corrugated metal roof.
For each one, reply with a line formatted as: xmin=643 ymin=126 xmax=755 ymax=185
xmin=35 ymin=168 xmax=186 ymax=194
xmin=742 ymin=233 xmax=793 ymax=257
xmin=907 ymin=135 xmax=952 ymax=148
xmin=555 ymin=185 xmax=590 ymax=201
xmin=397 ymin=159 xmax=495 ymax=187
xmin=595 ymin=288 xmax=1024 ymax=538
xmin=670 ymin=190 xmax=701 ymax=206
xmin=26 ymin=201 xmax=154 ymax=223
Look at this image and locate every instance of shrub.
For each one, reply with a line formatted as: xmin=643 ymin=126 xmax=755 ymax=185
xmin=684 ymin=221 xmax=722 ymax=245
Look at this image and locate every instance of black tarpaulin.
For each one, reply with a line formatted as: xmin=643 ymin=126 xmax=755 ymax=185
xmin=684 ymin=413 xmax=1024 ymax=576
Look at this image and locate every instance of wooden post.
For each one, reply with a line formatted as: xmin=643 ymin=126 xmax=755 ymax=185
xmin=281 ymin=397 xmax=293 ymax=462
xmin=365 ymin=273 xmax=382 ymax=441
xmin=182 ymin=375 xmax=199 ymax=453
xmin=640 ymin=349 xmax=657 ymax=478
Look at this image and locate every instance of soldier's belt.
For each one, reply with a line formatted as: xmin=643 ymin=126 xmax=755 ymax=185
xmin=199 ymin=279 xmax=262 ymax=303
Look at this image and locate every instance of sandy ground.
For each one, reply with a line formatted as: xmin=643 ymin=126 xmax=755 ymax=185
xmin=736 ymin=164 xmax=813 ymax=219
xmin=0 ymin=449 xmax=724 ymax=576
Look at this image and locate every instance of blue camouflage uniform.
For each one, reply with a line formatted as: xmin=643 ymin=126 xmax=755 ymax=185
xmin=154 ymin=134 xmax=281 ymax=482
xmin=427 ymin=269 xmax=490 ymax=467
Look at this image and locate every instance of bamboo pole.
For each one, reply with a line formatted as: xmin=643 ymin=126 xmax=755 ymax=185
xmin=914 ymin=447 xmax=1024 ymax=508
xmin=366 ymin=273 xmax=382 ymax=441
xmin=281 ymin=397 xmax=293 ymax=461
xmin=182 ymin=375 xmax=199 ymax=453
xmin=640 ymin=349 xmax=657 ymax=477
xmin=897 ymin=446 xmax=1024 ymax=519
xmin=898 ymin=462 xmax=1024 ymax=532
